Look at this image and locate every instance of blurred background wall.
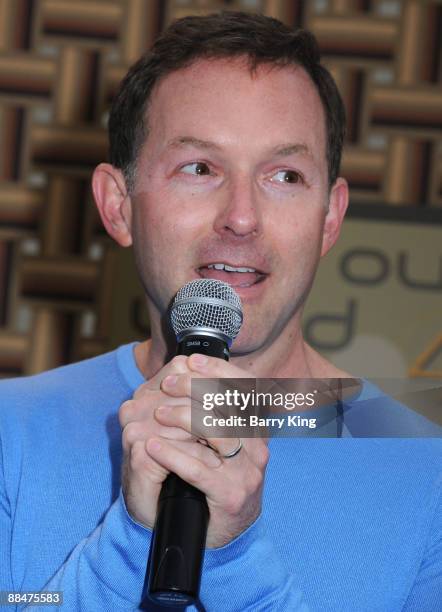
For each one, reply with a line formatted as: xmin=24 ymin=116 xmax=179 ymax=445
xmin=0 ymin=0 xmax=440 ymax=379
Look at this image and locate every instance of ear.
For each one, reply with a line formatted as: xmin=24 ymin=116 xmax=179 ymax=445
xmin=320 ymin=177 xmax=349 ymax=258
xmin=92 ymin=163 xmax=133 ymax=247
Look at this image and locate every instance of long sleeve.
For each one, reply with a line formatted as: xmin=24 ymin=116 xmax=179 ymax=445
xmin=0 ymin=347 xmax=155 ymax=611
xmin=402 ymin=480 xmax=442 ymax=612
xmin=0 ymin=430 xmax=14 ymax=600
xmin=199 ymin=516 xmax=309 ymax=611
xmin=0 ymin=484 xmax=154 ymax=612
xmin=36 ymin=498 xmax=309 ymax=612
xmin=23 ymin=491 xmax=151 ymax=611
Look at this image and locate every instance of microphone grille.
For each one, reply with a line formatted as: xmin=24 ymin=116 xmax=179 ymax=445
xmin=170 ymin=279 xmax=243 ymax=345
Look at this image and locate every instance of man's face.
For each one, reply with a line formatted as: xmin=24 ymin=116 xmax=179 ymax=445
xmin=128 ymin=58 xmax=338 ymax=354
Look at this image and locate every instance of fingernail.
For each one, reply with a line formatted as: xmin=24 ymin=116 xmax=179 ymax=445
xmin=147 ymin=438 xmax=162 ymax=452
xmin=191 ymin=354 xmax=208 ymax=368
xmin=164 ymin=375 xmax=177 ymax=386
xmin=157 ymin=405 xmax=170 ymax=414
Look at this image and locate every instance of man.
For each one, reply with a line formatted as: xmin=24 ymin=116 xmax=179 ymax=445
xmin=0 ymin=12 xmax=440 ymax=611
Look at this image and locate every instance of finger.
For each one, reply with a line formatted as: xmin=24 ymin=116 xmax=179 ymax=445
xmin=199 ymin=435 xmax=269 ymax=471
xmin=145 ymin=437 xmax=228 ymax=500
xmin=119 ymin=393 xmax=187 ymax=428
xmin=161 ymin=370 xmax=237 ymax=419
xmin=187 ymin=353 xmax=255 ymax=378
xmin=202 ymin=435 xmax=250 ymax=460
xmin=154 ymin=401 xmax=230 ymax=448
xmin=122 ymin=419 xmax=195 ymax=452
xmin=163 ymin=438 xmax=222 ymax=469
xmin=161 ymin=370 xmax=224 ymax=402
xmin=138 ymin=355 xmax=191 ymax=393
xmin=128 ymin=439 xmax=169 ymax=486
xmin=161 ymin=372 xmax=191 ymax=398
xmin=155 ymin=403 xmax=192 ymax=432
xmin=155 ymin=403 xmax=251 ymax=458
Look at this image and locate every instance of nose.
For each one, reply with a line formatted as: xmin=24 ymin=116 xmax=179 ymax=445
xmin=213 ymin=174 xmax=262 ymax=239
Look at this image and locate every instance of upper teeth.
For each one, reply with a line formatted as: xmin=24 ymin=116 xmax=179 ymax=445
xmin=208 ymin=263 xmax=256 ymax=273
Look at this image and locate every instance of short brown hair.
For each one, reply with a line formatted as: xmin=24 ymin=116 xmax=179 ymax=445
xmin=109 ymin=11 xmax=346 ymax=191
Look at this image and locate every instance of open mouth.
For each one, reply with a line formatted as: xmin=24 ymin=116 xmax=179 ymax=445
xmin=197 ymin=262 xmax=268 ymax=288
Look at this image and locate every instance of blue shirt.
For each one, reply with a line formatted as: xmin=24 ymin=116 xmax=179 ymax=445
xmin=0 ymin=343 xmax=441 ymax=610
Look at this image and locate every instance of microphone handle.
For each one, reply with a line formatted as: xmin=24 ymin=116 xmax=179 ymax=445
xmin=146 ymin=335 xmax=228 ymax=607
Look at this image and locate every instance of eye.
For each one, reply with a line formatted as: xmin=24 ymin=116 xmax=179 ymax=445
xmin=180 ymin=162 xmax=212 ymax=176
xmin=271 ymin=170 xmax=302 ymax=184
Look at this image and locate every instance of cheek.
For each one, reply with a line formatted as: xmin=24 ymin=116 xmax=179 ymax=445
xmin=132 ymin=190 xmax=210 ymax=256
xmin=275 ymin=214 xmax=324 ymax=262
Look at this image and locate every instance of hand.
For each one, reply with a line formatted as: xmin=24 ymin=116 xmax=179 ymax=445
xmin=149 ymin=353 xmax=270 ymax=548
xmin=119 ymin=355 xmax=222 ymax=529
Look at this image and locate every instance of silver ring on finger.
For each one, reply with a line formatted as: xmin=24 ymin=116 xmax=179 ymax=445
xmin=221 ymin=438 xmax=243 ymax=459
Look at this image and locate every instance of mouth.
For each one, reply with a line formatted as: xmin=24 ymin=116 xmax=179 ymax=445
xmin=196 ymin=262 xmax=268 ymax=288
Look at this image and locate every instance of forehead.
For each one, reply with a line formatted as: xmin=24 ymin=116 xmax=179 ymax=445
xmin=145 ymin=57 xmax=326 ymax=160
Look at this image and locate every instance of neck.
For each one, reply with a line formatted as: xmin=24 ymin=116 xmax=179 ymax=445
xmin=230 ymin=324 xmax=313 ymax=378
xmin=134 ymin=308 xmax=346 ymax=381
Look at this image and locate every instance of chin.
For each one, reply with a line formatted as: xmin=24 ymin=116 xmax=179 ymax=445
xmin=229 ymin=330 xmax=265 ymax=357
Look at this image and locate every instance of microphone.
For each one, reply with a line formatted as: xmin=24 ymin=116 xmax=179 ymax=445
xmin=146 ymin=279 xmax=243 ymax=608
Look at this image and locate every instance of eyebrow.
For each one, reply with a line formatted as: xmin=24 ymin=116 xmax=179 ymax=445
xmin=165 ymin=136 xmax=312 ymax=158
xmin=166 ymin=136 xmax=222 ymax=151
xmin=271 ymin=142 xmax=312 ymax=158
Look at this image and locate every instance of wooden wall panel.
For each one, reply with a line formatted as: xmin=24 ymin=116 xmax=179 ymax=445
xmin=0 ymin=0 xmax=440 ymax=376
